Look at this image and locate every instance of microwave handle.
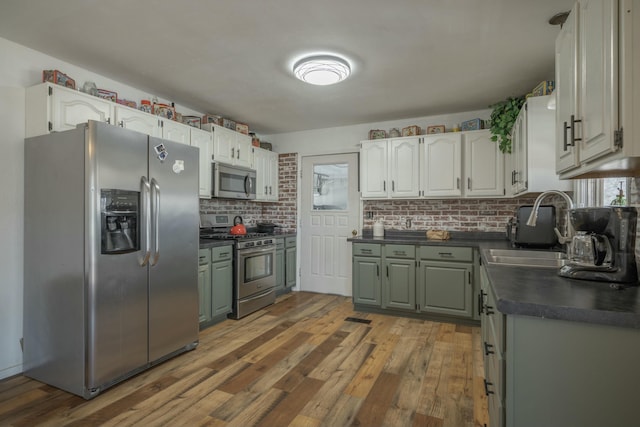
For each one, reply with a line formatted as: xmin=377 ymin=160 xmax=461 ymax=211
xmin=244 ymin=174 xmax=253 ymax=196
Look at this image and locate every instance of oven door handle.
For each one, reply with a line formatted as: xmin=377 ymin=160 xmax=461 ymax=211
xmin=239 ymin=246 xmax=275 ymax=257
xmin=242 ymin=287 xmax=275 ymax=302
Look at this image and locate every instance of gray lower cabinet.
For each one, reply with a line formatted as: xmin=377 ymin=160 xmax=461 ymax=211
xmin=198 ymin=249 xmax=212 ymax=324
xmin=275 ymin=238 xmax=285 ymax=292
xmin=198 ymin=245 xmax=233 ymax=328
xmin=417 ymin=246 xmax=473 ymax=317
xmin=276 ymin=236 xmax=297 ymax=294
xmin=383 ymin=245 xmax=415 ymax=311
xmin=352 ymin=242 xmax=475 ymax=321
xmin=353 ymin=243 xmax=382 ymax=306
xmin=480 ymin=263 xmax=640 ymax=427
xmin=285 ymin=236 xmax=297 ymax=288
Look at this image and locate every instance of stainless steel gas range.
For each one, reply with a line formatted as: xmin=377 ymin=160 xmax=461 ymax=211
xmin=200 ymin=214 xmax=276 ymax=319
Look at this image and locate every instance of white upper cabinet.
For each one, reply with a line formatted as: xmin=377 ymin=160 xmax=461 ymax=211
xmin=554 ymin=0 xmax=640 ymax=178
xmin=26 ymin=83 xmax=114 ymax=138
xmin=114 ymin=105 xmax=161 ymax=137
xmin=389 ymin=137 xmax=421 ymax=198
xmin=159 ymin=118 xmax=190 ymax=145
xmin=253 ymin=147 xmax=279 ymax=202
xmin=190 ymin=127 xmax=213 ymax=198
xmin=464 ymin=130 xmax=504 ymax=197
xmin=361 ymin=131 xmax=503 ymax=199
xmin=577 ymin=0 xmax=618 ymax=163
xmin=421 ymin=133 xmax=462 ymax=197
xmin=510 ymin=95 xmax=572 ymax=195
xmin=555 ymin=4 xmax=580 ymax=173
xmin=360 ymin=140 xmax=388 ymax=198
xmin=360 ymin=137 xmax=420 ymax=199
xmin=205 ymin=124 xmax=253 ymax=168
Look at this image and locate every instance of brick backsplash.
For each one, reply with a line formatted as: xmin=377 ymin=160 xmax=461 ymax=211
xmin=363 ymin=196 xmax=570 ymax=233
xmin=199 ymin=153 xmax=298 ymax=232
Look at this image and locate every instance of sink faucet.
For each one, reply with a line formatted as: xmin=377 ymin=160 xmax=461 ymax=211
xmin=526 ymin=190 xmax=575 ymax=251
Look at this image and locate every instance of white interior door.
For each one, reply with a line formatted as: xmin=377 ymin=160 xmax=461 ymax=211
xmin=300 ymin=154 xmax=360 ymax=296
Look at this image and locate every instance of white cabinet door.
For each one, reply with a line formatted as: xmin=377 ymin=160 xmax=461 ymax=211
xmin=511 ymin=107 xmax=527 ymax=194
xmin=253 ymin=146 xmax=269 ymax=200
xmin=389 ymin=137 xmax=420 ymax=198
xmin=578 ymin=0 xmax=618 ymax=163
xmin=191 ymin=127 xmax=213 ymax=198
xmin=266 ymin=150 xmax=279 ymax=200
xmin=555 ymin=5 xmax=580 ymax=173
xmin=235 ymin=133 xmax=253 ymax=168
xmin=160 ymin=119 xmax=190 ymax=145
xmin=253 ymin=147 xmax=279 ymax=201
xmin=114 ymin=105 xmax=160 ymax=137
xmin=464 ymin=130 xmax=504 ymax=197
xmin=421 ymin=133 xmax=462 ymax=197
xmin=556 ymin=0 xmax=619 ymax=174
xmin=212 ymin=125 xmax=235 ymax=164
xmin=360 ymin=140 xmax=389 ymax=198
xmin=51 ymin=85 xmax=113 ymax=133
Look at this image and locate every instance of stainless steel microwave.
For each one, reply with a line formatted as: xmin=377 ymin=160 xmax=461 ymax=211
xmin=212 ymin=162 xmax=256 ymax=200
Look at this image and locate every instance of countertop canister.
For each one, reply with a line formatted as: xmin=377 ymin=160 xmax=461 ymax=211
xmin=373 ymin=220 xmax=385 ymax=237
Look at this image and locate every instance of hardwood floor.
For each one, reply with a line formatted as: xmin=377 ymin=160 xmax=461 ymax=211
xmin=0 ymin=292 xmax=488 ymax=427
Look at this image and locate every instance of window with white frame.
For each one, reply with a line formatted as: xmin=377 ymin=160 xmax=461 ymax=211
xmin=574 ymin=178 xmax=630 ymax=207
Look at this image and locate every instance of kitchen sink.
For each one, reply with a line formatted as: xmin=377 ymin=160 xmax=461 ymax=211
xmin=484 ymin=248 xmax=569 ymax=268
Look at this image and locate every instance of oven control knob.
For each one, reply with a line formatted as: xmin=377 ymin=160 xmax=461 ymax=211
xmin=256 ymin=241 xmax=262 ymax=246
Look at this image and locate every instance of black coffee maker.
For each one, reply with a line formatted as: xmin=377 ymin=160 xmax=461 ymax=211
xmin=559 ymin=206 xmax=638 ymax=283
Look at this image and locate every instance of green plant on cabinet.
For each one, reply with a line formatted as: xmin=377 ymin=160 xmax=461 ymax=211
xmin=489 ymin=95 xmax=526 ymax=153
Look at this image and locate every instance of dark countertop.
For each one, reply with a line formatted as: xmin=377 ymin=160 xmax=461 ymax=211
xmin=347 ymin=230 xmax=509 ymax=249
xmin=347 ymin=230 xmax=640 ymax=329
xmin=481 ymin=249 xmax=640 ymax=329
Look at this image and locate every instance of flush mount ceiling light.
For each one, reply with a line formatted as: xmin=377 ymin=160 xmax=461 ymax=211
xmin=293 ymin=55 xmax=351 ymax=86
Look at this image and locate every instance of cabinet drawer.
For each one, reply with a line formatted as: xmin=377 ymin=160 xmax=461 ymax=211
xmin=384 ymin=244 xmax=415 ymax=259
xmin=419 ymin=246 xmax=473 ymax=262
xmin=353 ymin=243 xmax=381 ymax=257
xmin=211 ymin=245 xmax=233 ymax=262
xmin=285 ymin=236 xmax=296 ymax=247
xmin=276 ymin=238 xmax=285 ymax=249
xmin=198 ymin=249 xmax=211 ymax=265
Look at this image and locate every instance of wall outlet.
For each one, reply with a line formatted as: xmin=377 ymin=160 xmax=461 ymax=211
xmin=366 ymin=211 xmax=374 ymax=219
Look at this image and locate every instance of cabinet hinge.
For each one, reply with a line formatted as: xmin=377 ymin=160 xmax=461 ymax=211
xmin=614 ymin=129 xmax=623 ymax=149
xmin=525 ymin=103 xmax=528 ymax=111
xmin=48 ymin=121 xmax=52 ymax=131
xmin=48 ymin=86 xmax=53 ymax=96
xmin=503 ymin=188 xmax=506 ymax=196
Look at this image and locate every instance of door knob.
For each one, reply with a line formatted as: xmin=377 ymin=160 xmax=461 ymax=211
xmin=351 ymin=230 xmax=358 ymax=236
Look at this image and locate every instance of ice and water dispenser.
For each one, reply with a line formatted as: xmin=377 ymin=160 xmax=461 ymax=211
xmin=100 ymin=189 xmax=139 ymax=254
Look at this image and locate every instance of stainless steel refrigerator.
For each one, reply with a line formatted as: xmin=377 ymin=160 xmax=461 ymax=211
xmin=23 ymin=120 xmax=200 ymax=399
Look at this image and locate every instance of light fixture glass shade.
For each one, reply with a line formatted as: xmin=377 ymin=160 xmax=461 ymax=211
xmin=293 ymin=55 xmax=351 ymax=85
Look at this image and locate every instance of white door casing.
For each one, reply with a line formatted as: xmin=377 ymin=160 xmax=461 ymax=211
xmin=300 ymin=154 xmax=360 ymax=296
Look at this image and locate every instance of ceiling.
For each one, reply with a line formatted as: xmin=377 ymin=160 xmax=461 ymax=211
xmin=0 ymin=0 xmax=573 ymax=135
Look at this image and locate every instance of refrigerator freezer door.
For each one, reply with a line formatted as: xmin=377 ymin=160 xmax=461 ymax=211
xmin=88 ymin=122 xmax=150 ymax=391
xmin=148 ymin=137 xmax=200 ymax=362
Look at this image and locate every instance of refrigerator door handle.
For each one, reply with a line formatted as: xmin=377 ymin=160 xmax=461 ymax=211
xmin=150 ymin=178 xmax=161 ymax=266
xmin=140 ymin=176 xmax=151 ymax=267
